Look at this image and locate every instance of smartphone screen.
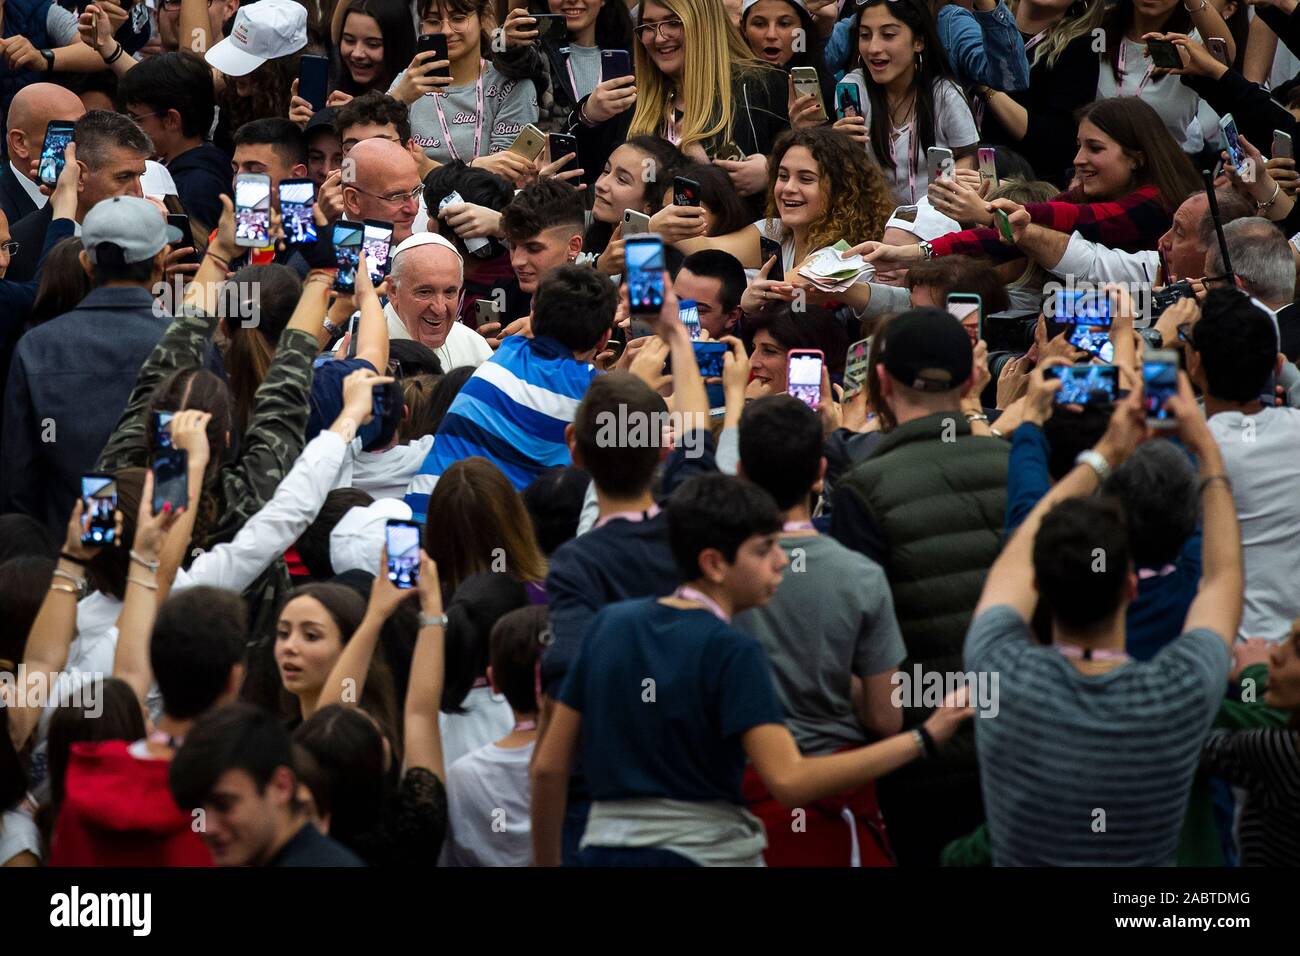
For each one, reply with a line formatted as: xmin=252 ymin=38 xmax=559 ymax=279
xmin=1143 ymin=358 xmax=1179 ymax=425
xmin=678 ymin=299 xmax=701 ymax=339
xmin=694 ymin=341 xmax=727 ymax=378
xmin=39 ymin=122 xmax=74 ymax=187
xmin=362 ymin=220 xmax=394 ymax=285
xmin=624 ymin=235 xmax=665 ymax=314
xmin=279 ymin=179 xmax=317 ymax=245
xmin=1063 ymin=290 xmax=1112 ymax=355
xmin=298 ymin=55 xmax=330 ymax=112
xmin=946 ymin=295 xmax=981 ymax=345
xmin=154 ymin=410 xmax=174 ymax=449
xmin=385 ymin=520 xmax=422 ymax=589
xmin=759 ymin=236 xmax=784 ymax=282
xmin=234 ymin=174 xmax=272 ymax=248
xmin=787 ymin=350 xmax=823 ymax=409
xmin=600 ymin=49 xmax=632 ymax=81
xmin=844 ymin=337 xmax=871 ymax=395
xmin=1221 ymin=115 xmax=1246 ymax=171
xmin=80 ymin=475 xmax=118 ymax=545
xmin=151 ymin=447 xmax=189 ymax=515
xmin=333 ymin=220 xmax=363 ymax=293
xmin=1046 ymin=364 xmax=1118 ymax=406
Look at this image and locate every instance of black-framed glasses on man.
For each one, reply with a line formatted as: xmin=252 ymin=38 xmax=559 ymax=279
xmin=0 ymin=241 xmax=18 ymax=256
xmin=634 ymin=18 xmax=684 ymax=42
xmin=347 ymin=184 xmax=424 ymax=205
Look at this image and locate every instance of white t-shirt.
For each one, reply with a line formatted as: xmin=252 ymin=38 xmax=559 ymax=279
xmin=438 ymin=684 xmax=515 ymax=769
xmin=384 ymin=302 xmax=493 ymax=371
xmin=842 ymin=72 xmax=978 ymax=204
xmin=441 ymin=740 xmax=534 ymax=866
xmin=1096 ymin=37 xmax=1208 ymax=153
xmin=0 ymin=805 xmax=40 ymax=866
xmin=1208 ymin=405 xmax=1300 ymax=640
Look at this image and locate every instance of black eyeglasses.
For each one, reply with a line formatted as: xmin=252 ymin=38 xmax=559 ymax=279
xmin=0 ymin=241 xmax=18 ymax=256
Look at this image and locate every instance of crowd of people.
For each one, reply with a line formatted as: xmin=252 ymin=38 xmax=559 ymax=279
xmin=0 ymin=0 xmax=1298 ymax=870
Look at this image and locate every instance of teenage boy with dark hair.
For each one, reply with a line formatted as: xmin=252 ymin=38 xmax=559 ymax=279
xmin=732 ymin=395 xmax=906 ymax=866
xmin=170 ymin=703 xmax=364 ymax=867
xmin=532 ymin=472 xmax=971 ymax=866
xmin=120 ymin=51 xmax=230 ymax=230
xmin=499 ymin=179 xmax=586 ymax=301
xmin=233 ymin=118 xmax=309 ymax=192
xmin=968 ymin=374 xmax=1241 ymax=865
xmin=677 ymin=249 xmax=747 ymax=339
xmin=50 ymin=586 xmax=248 ymax=865
xmin=335 ymin=90 xmax=414 ymax=153
xmin=404 ymin=264 xmax=612 ymax=518
xmin=1187 ymin=288 xmax=1300 ymax=643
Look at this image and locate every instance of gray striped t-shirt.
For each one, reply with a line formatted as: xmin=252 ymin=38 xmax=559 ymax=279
xmin=394 ymin=61 xmax=539 ymax=163
xmin=965 ymin=606 xmax=1230 ymax=866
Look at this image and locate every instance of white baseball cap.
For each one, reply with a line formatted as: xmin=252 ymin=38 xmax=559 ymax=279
xmin=141 ymin=160 xmax=178 ymax=201
xmin=884 ymin=196 xmax=960 ymax=243
xmin=205 ymin=0 xmax=307 ymax=77
xmin=329 ymin=499 xmax=415 ymax=577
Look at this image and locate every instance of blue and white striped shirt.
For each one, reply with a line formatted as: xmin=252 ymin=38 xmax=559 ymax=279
xmin=404 ymin=335 xmax=598 ymax=520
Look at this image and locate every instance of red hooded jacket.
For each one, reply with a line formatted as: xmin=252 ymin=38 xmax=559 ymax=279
xmin=49 ymin=740 xmax=213 ymax=867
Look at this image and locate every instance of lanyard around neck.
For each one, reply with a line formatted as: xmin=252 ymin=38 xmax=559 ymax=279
xmin=432 ymin=59 xmax=486 ymax=162
xmin=675 ymin=585 xmax=730 ymax=624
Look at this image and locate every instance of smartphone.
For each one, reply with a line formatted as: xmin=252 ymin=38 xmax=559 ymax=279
xmin=1146 ymin=38 xmax=1182 ymax=70
xmin=1274 ymin=129 xmax=1294 ymax=161
xmin=233 ymin=173 xmax=272 ymax=248
xmin=362 ymin=219 xmax=394 ymax=285
xmin=1046 ymin=364 xmax=1119 ymax=406
xmin=673 ymin=176 xmax=701 ymax=207
xmin=844 ymin=337 xmax=871 ymax=396
xmin=1220 ymin=113 xmax=1246 ymax=172
xmin=600 ymin=49 xmax=632 ymax=81
xmin=80 ymin=474 xmax=118 ymax=546
xmin=385 ymin=519 xmax=422 ymax=589
xmin=474 ymin=297 xmax=500 ymax=325
xmin=548 ymin=132 xmax=579 ymax=177
xmin=151 ymin=447 xmax=189 ymax=515
xmin=531 ymin=13 xmax=568 ymax=43
xmin=787 ymin=349 xmax=824 ymax=409
xmin=624 ymin=233 xmax=665 ymax=315
xmin=791 ymin=66 xmax=828 ymax=122
xmin=1143 ymin=350 xmax=1180 ymax=427
xmin=39 ymin=121 xmax=75 ymax=187
xmin=298 ymin=55 xmax=330 ymax=112
xmin=372 ymin=381 xmax=392 ymax=422
xmin=509 ymin=124 xmax=547 ymax=161
xmin=438 ymin=189 xmax=491 ymax=256
xmin=678 ymin=298 xmax=701 ymax=340
xmin=978 ymin=146 xmax=999 ymax=190
xmin=346 ymin=312 xmax=360 ymax=359
xmin=759 ymin=235 xmax=784 ymax=282
xmin=993 ymin=208 xmax=1014 ymax=243
xmin=623 ymin=208 xmax=651 ymax=233
xmin=926 ymin=146 xmax=955 ymax=184
xmin=1062 ymin=289 xmax=1112 ymax=356
xmin=154 ymin=410 xmax=175 ymax=449
xmin=693 ymin=341 xmax=727 ymax=378
xmin=278 ymin=178 xmax=317 ymax=245
xmin=332 ymin=220 xmax=364 ymax=293
xmin=1207 ymin=37 xmax=1230 ymax=67
xmin=165 ymin=214 xmax=200 ymax=265
xmin=946 ymin=293 xmax=982 ymax=345
xmin=834 ymin=80 xmax=862 ymax=120
xmin=416 ymin=32 xmax=450 ymax=79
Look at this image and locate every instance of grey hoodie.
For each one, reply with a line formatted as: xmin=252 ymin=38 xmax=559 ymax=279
xmin=393 ymin=61 xmax=539 ymax=163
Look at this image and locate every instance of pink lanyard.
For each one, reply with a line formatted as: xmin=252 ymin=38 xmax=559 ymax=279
xmin=782 ymin=520 xmax=814 ymax=532
xmin=1116 ymin=41 xmax=1155 ymax=96
xmin=432 ymin=59 xmax=486 ymax=162
xmin=675 ymin=585 xmax=730 ymax=624
xmin=513 ymin=719 xmax=537 ymax=732
xmin=594 ymin=504 xmax=661 ymax=529
xmin=1054 ymin=643 xmax=1129 ymax=663
xmin=1023 ymin=29 xmax=1047 ymax=54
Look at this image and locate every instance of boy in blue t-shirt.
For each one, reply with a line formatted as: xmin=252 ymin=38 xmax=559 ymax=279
xmin=531 ymin=473 xmax=972 ymax=866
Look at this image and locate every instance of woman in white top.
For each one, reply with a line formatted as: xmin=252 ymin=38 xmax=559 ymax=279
xmin=834 ymin=0 xmax=979 ymax=204
xmin=1096 ymin=0 xmax=1235 ymax=152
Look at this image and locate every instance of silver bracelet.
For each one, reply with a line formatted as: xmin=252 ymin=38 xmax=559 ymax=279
xmin=1183 ymin=0 xmax=1207 ymax=10
xmin=129 ymin=550 xmax=160 ymax=572
xmin=1257 ymin=181 xmax=1281 ymax=212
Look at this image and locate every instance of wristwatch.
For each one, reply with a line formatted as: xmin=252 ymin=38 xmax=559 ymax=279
xmin=39 ymin=49 xmax=56 ymax=72
xmin=419 ymin=612 xmax=448 ymax=629
xmin=918 ymin=240 xmax=934 ymax=261
xmin=1075 ymin=448 xmax=1112 ymax=482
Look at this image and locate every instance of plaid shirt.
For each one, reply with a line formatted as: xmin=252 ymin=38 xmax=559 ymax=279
xmin=931 ymin=185 xmax=1169 ymax=262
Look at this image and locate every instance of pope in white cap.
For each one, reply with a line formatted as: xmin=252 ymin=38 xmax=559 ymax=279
xmin=384 ymin=232 xmax=494 ymax=372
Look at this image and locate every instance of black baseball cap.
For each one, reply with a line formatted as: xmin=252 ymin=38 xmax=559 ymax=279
xmin=881 ymin=308 xmax=973 ymax=392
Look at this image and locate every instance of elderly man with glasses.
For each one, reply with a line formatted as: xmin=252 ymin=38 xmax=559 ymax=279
xmin=340 ymin=137 xmax=425 ymax=246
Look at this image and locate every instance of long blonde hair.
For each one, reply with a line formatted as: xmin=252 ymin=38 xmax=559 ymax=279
xmin=629 ymin=0 xmax=762 ymax=153
xmin=1009 ymin=0 xmax=1104 ymax=69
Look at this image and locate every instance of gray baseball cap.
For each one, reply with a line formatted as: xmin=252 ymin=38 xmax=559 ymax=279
xmin=82 ymin=195 xmax=184 ymax=265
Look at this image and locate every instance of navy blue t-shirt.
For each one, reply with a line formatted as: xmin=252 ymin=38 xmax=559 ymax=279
xmin=558 ymin=597 xmax=785 ymax=804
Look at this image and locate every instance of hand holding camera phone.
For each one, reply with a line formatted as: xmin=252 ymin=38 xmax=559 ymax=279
xmin=834 ymin=80 xmax=862 ymax=120
xmin=624 ymin=233 xmax=666 ymax=315
xmin=415 ymin=32 xmax=451 ymax=79
xmin=1146 ymin=38 xmax=1183 ymax=70
xmin=1143 ymin=350 xmax=1180 ymax=427
xmin=946 ymin=293 xmax=982 ymax=346
xmin=791 ymin=66 xmax=828 ymax=121
xmin=787 ymin=349 xmax=824 ymax=409
xmin=385 ymin=519 xmax=422 ymax=589
xmin=234 ymin=173 xmax=272 ymax=248
xmin=151 ymin=446 xmax=189 ymax=515
xmin=298 ymin=55 xmax=330 ymax=112
xmin=279 ymin=179 xmax=318 ymax=245
xmin=1046 ymin=364 xmax=1119 ymax=406
xmin=362 ymin=219 xmax=394 ymax=285
xmin=333 ymin=220 xmax=364 ymax=293
xmin=39 ymin=121 xmax=75 ymax=187
xmin=80 ymin=474 xmax=118 ymax=545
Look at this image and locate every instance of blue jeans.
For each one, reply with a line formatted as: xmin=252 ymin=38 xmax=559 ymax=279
xmin=576 ymin=846 xmax=698 ymax=867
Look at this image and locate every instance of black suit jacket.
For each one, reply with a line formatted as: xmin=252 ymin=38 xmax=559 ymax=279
xmin=5 ymin=202 xmax=52 ymax=284
xmin=0 ymin=160 xmax=37 ymax=226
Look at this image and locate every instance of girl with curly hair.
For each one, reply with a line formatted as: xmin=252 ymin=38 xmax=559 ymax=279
xmin=678 ymin=127 xmax=894 ymax=274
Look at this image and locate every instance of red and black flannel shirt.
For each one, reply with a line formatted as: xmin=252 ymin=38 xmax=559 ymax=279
xmin=929 ymin=184 xmax=1171 ymax=262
